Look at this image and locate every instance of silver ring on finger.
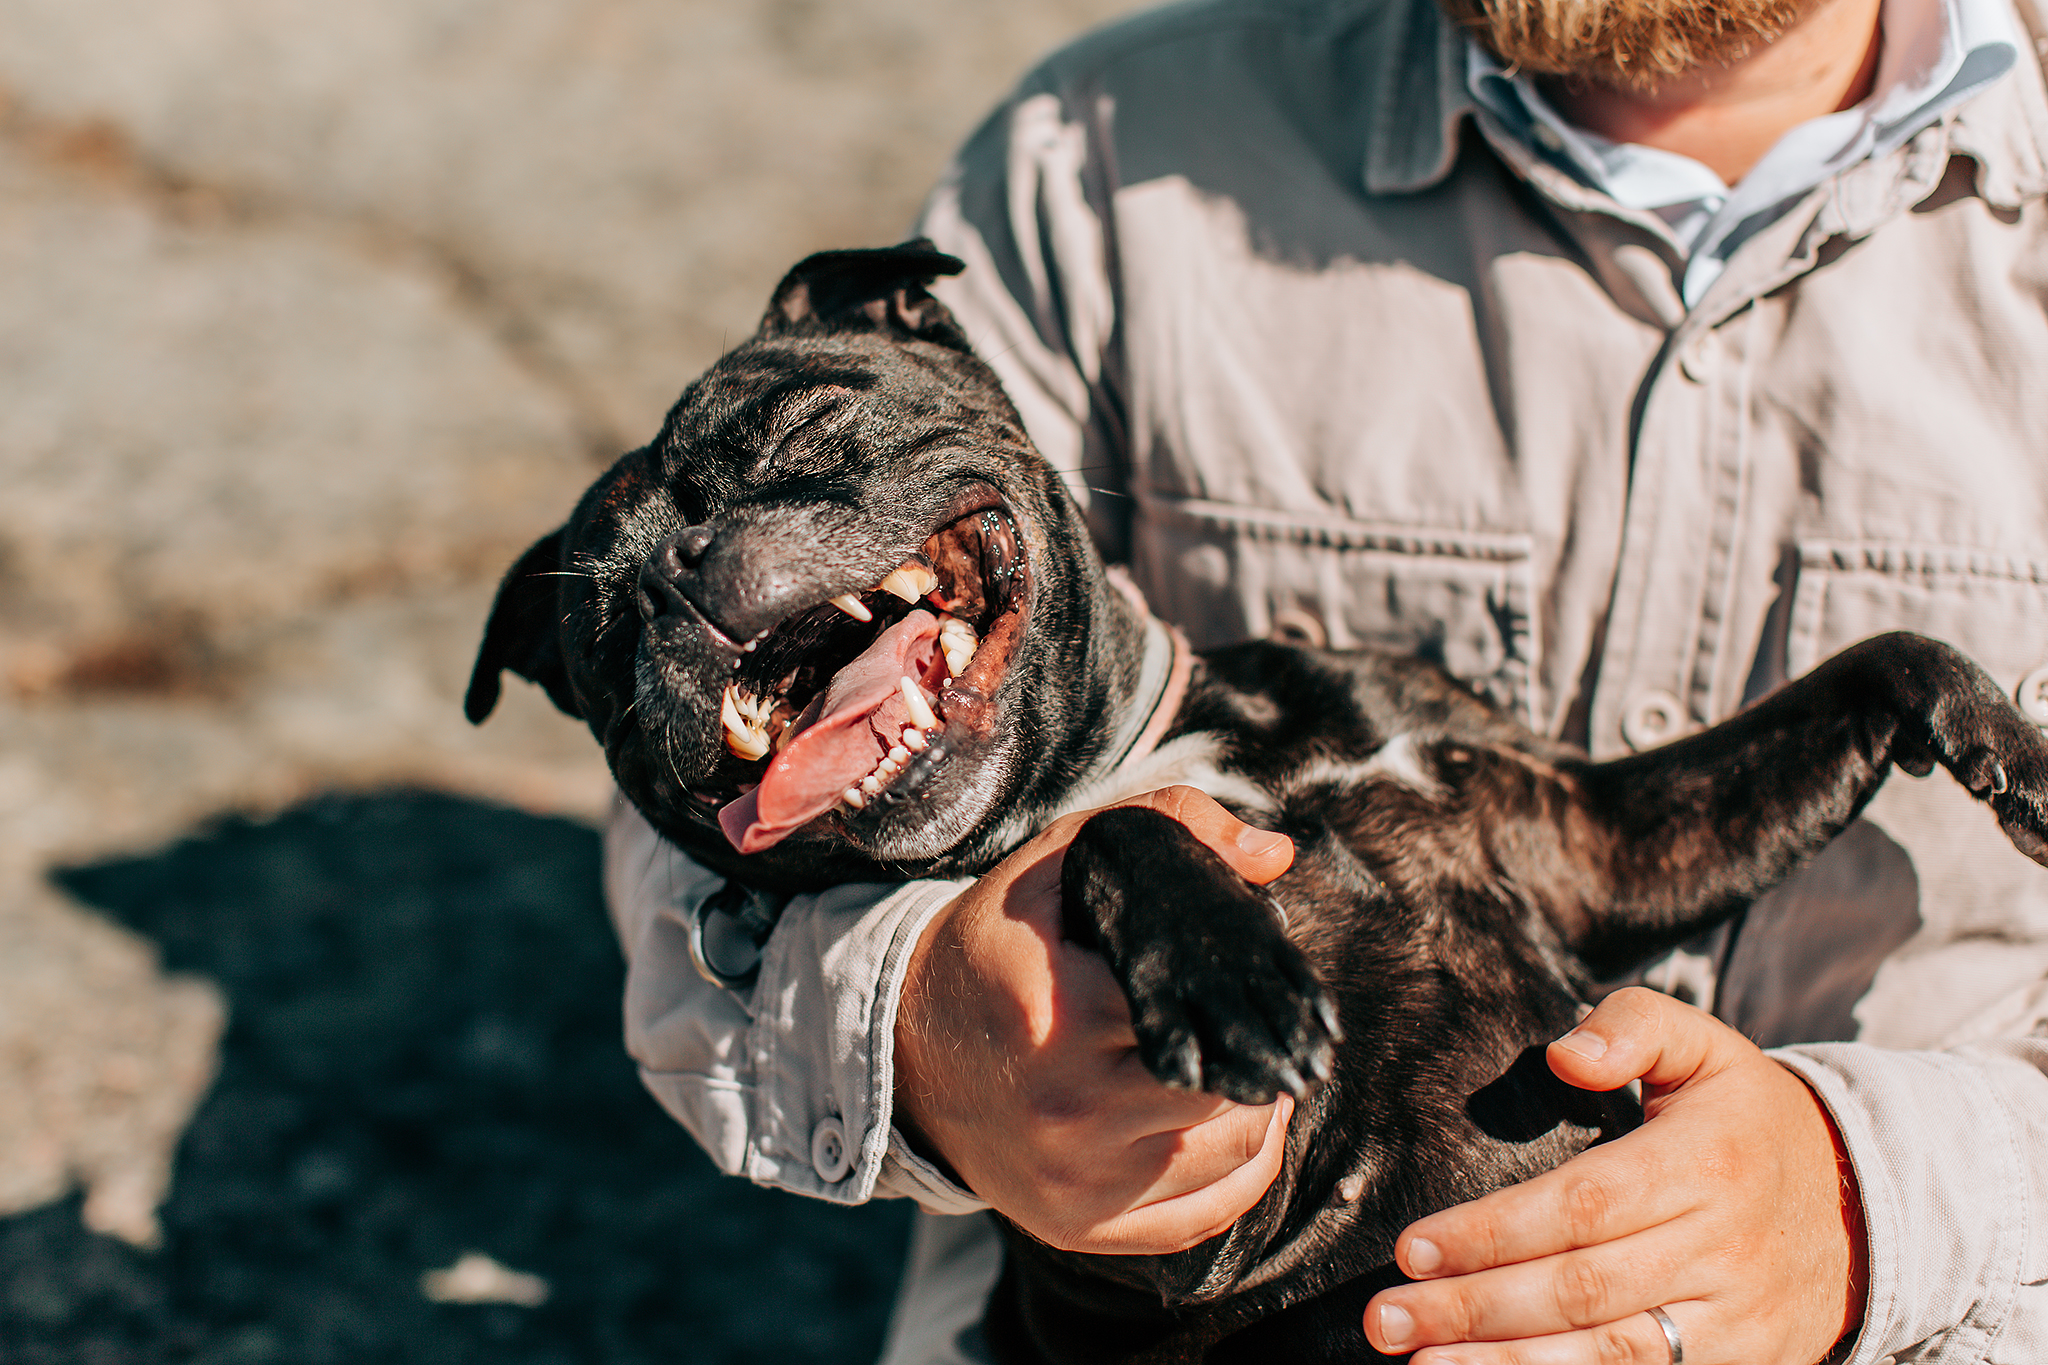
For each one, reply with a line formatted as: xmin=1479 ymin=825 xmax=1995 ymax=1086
xmin=1645 ymin=1305 xmax=1684 ymax=1364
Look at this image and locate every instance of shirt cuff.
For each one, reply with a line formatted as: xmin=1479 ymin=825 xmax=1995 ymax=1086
xmin=605 ymin=792 xmax=979 ymax=1209
xmin=877 ymin=1130 xmax=992 ymax=1214
xmin=745 ymin=876 xmax=971 ymax=1204
xmin=1773 ymin=1040 xmax=2048 ymax=1363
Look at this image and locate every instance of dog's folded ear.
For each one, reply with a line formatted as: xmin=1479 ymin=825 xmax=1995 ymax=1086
xmin=466 ymin=528 xmax=581 ymax=724
xmin=760 ymin=239 xmax=970 ymax=350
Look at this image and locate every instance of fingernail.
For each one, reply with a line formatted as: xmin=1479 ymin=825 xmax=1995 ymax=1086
xmin=1236 ymin=827 xmax=1289 ymax=858
xmin=1554 ymin=1028 xmax=1607 ymax=1061
xmin=1404 ymin=1236 xmax=1442 ymax=1275
xmin=1376 ymin=1302 xmax=1414 ymax=1350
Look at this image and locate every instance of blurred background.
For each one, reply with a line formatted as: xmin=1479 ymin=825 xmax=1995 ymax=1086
xmin=0 ymin=1 xmax=1144 ymax=1358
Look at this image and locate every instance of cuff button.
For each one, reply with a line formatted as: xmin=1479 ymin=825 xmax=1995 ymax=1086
xmin=811 ymin=1117 xmax=852 ymax=1182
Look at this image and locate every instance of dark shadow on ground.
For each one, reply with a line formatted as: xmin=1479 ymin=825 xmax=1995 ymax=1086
xmin=6 ymin=790 xmax=911 ymax=1365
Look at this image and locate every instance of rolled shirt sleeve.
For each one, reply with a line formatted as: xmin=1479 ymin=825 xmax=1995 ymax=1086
xmin=604 ymin=792 xmax=987 ymax=1212
xmin=1774 ymin=1038 xmax=2048 ymax=1364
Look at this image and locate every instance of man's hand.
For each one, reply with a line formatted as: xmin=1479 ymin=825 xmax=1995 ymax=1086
xmin=1364 ymin=987 xmax=1867 ymax=1365
xmin=893 ymin=785 xmax=1296 ymax=1254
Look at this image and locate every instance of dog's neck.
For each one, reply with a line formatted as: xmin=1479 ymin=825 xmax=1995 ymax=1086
xmin=1086 ymin=608 xmax=1193 ymax=786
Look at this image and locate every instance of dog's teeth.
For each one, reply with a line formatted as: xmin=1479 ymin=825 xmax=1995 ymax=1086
xmin=888 ymin=745 xmax=909 ymax=764
xmin=877 ymin=757 xmax=900 ymax=778
xmin=879 ymin=561 xmax=940 ymax=603
xmin=744 ymin=640 xmax=757 ymax=652
xmin=939 ymin=617 xmax=978 ymax=678
xmin=830 ymin=593 xmax=873 ymax=622
xmin=842 ymin=786 xmax=865 ymax=809
xmin=720 ymin=687 xmax=771 ymax=760
xmin=723 ymin=729 xmax=768 ymax=761
xmin=860 ymin=774 xmax=883 ymax=796
xmin=901 ymin=728 xmax=928 ymax=753
xmin=900 ymin=675 xmax=940 ymax=732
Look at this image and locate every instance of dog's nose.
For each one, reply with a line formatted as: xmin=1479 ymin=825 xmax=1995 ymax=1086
xmin=672 ymin=525 xmax=715 ymax=566
xmin=639 ymin=515 xmax=861 ymax=642
xmin=637 ymin=527 xmax=715 ymax=624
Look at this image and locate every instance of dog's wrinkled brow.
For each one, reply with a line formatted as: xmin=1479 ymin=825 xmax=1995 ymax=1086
xmin=767 ymin=384 xmax=857 ymax=439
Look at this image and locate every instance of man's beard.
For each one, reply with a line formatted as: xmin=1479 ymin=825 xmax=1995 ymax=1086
xmin=1438 ymin=0 xmax=1819 ymax=91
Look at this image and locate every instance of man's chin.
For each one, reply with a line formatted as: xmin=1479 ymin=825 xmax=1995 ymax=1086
xmin=1436 ymin=0 xmax=1819 ymax=93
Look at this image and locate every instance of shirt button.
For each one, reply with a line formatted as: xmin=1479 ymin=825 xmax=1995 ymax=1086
xmin=810 ymin=1117 xmax=852 ymax=1183
xmin=1678 ymin=335 xmax=1715 ymax=383
xmin=1269 ymin=606 xmax=1328 ymax=650
xmin=1622 ymin=689 xmax=1688 ymax=750
xmin=2018 ymin=664 xmax=2048 ymax=726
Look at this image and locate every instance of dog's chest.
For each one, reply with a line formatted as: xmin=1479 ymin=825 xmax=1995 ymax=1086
xmin=1027 ymin=724 xmax=1445 ymax=839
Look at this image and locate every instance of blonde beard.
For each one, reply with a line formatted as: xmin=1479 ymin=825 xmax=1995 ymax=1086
xmin=1438 ymin=0 xmax=1820 ymax=91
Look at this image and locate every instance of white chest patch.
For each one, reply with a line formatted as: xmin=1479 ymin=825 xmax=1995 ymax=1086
xmin=998 ymin=734 xmax=1280 ymax=848
xmin=993 ymin=730 xmax=1446 ymax=850
xmin=1287 ymin=733 xmax=1444 ymax=799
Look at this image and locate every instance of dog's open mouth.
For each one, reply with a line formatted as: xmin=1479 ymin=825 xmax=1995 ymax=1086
xmin=713 ymin=488 xmax=1029 ymax=853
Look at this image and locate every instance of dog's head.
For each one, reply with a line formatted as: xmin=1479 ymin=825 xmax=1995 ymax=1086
xmin=467 ymin=242 xmax=1139 ymax=887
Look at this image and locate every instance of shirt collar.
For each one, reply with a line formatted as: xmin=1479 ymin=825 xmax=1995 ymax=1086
xmin=1362 ymin=0 xmax=1481 ymax=195
xmin=1458 ymin=0 xmax=2018 ymax=299
xmin=1466 ymin=0 xmax=2018 ymax=196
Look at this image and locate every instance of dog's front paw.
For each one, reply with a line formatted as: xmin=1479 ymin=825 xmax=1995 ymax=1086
xmin=1061 ymin=807 xmax=1339 ymax=1106
xmin=1122 ymin=905 xmax=1340 ymax=1105
xmin=1882 ymin=635 xmax=2048 ymax=867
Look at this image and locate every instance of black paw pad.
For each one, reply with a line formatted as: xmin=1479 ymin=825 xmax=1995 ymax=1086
xmin=1061 ymin=807 xmax=1339 ymax=1106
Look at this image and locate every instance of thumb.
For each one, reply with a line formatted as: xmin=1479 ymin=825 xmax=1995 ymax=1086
xmin=1116 ymin=785 xmax=1294 ymax=885
xmin=1545 ymin=985 xmax=1737 ymax=1094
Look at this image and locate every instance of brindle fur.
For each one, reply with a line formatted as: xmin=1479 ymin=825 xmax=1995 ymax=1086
xmin=469 ymin=243 xmax=2048 ymax=1364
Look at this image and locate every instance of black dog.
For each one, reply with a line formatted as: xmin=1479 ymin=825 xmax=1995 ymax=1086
xmin=467 ymin=242 xmax=2048 ymax=1363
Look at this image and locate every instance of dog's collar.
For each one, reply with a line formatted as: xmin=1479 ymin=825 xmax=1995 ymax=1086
xmin=1095 ymin=613 xmax=1194 ymax=780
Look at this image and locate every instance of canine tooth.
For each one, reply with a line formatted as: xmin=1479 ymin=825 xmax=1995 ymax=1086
xmin=744 ymin=640 xmax=757 ymax=652
xmin=830 ymin=593 xmax=873 ymax=622
xmin=861 ymin=774 xmax=883 ymax=795
xmin=724 ymin=729 xmax=770 ymax=761
xmin=900 ymin=676 xmax=939 ymax=732
xmin=888 ymin=745 xmax=909 ymax=764
xmin=721 ymin=687 xmax=771 ymax=760
xmin=902 ymin=728 xmax=928 ymax=753
xmin=939 ymin=617 xmax=978 ymax=678
xmin=842 ymin=787 xmax=865 ymax=809
xmin=879 ymin=561 xmax=940 ymax=603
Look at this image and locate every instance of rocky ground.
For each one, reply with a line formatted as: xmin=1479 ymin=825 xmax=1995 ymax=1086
xmin=0 ymin=1 xmax=1141 ymax=1357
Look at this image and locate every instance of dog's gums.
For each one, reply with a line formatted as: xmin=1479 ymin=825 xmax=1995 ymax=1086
xmin=714 ymin=498 xmax=1029 ymax=853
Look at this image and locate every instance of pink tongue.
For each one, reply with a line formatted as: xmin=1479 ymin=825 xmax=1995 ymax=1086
xmin=719 ymin=609 xmax=940 ymax=853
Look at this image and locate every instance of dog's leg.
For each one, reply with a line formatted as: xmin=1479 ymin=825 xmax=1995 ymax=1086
xmin=1060 ymin=807 xmax=1339 ymax=1104
xmin=1554 ymin=631 xmax=2048 ymax=972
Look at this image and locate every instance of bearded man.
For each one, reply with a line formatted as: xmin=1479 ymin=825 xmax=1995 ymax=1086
xmin=603 ymin=0 xmax=2048 ymax=1360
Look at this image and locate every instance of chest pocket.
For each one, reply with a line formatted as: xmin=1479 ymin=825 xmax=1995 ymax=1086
xmin=1783 ymin=539 xmax=2048 ymax=1049
xmin=1128 ymin=491 xmax=1537 ymax=724
xmin=1786 ymin=542 xmax=2048 ymax=691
